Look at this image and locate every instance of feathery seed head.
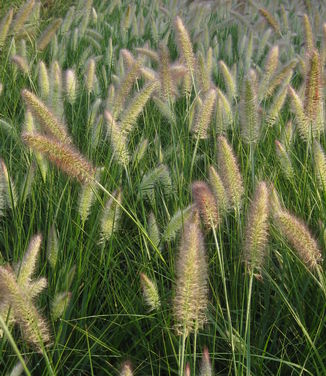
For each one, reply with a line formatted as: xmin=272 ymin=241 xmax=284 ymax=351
xmin=11 ymin=55 xmax=29 ymax=75
xmin=288 ymin=85 xmax=310 ymax=141
xmin=219 ymin=60 xmax=236 ymax=101
xmin=22 ymin=132 xmax=95 ymax=183
xmin=104 ymin=110 xmax=130 ymax=166
xmin=240 ymin=72 xmax=259 ymax=144
xmin=0 ymin=9 xmax=13 ymax=48
xmin=192 ymin=88 xmax=216 ymax=139
xmin=303 ymin=14 xmax=314 ymax=52
xmin=200 ymin=347 xmax=212 ymax=376
xmin=173 ymin=212 xmax=208 ymax=336
xmin=259 ymin=7 xmax=280 ymax=33
xmin=21 ymin=89 xmax=71 ymax=144
xmin=100 ymin=188 xmax=122 ymax=242
xmin=120 ymin=361 xmax=133 ymax=376
xmin=174 ymin=16 xmax=195 ymax=92
xmin=218 ymin=136 xmax=244 ymax=209
xmin=243 ymin=182 xmax=269 ymax=274
xmin=65 ymin=69 xmax=77 ymax=105
xmin=275 ymin=140 xmax=294 ymax=180
xmin=16 ymin=234 xmax=42 ymax=286
xmin=313 ymin=141 xmax=326 ymax=190
xmin=37 ymin=18 xmax=62 ymax=51
xmin=192 ymin=180 xmax=219 ymax=229
xmin=38 ymin=61 xmax=50 ymax=100
xmin=11 ymin=0 xmax=35 ymax=35
xmin=85 ymin=58 xmax=96 ymax=93
xmin=273 ymin=208 xmax=322 ymax=270
xmin=208 ymin=165 xmax=229 ymax=214
xmin=140 ymin=273 xmax=160 ymax=311
xmin=304 ymin=49 xmax=322 ymax=123
xmin=51 ymin=291 xmax=71 ymax=320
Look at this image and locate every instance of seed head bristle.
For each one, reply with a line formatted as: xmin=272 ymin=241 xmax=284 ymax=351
xmin=22 ymin=132 xmax=95 ymax=183
xmin=21 ymin=89 xmax=71 ymax=144
xmin=313 ymin=141 xmax=326 ymax=190
xmin=173 ymin=211 xmax=208 ymax=336
xmin=200 ymin=347 xmax=212 ymax=376
xmin=140 ymin=273 xmax=160 ymax=311
xmin=104 ymin=110 xmax=130 ymax=166
xmin=208 ymin=165 xmax=229 ymax=214
xmin=219 ymin=60 xmax=237 ymax=101
xmin=258 ymin=7 xmax=280 ymax=33
xmin=174 ymin=16 xmax=196 ymax=93
xmin=37 ymin=18 xmax=62 ymax=51
xmin=272 ymin=206 xmax=322 ymax=270
xmin=192 ymin=180 xmax=219 ymax=229
xmin=218 ymin=136 xmax=244 ymax=210
xmin=243 ymin=182 xmax=269 ymax=274
xmin=0 ymin=9 xmax=13 ymax=48
xmin=303 ymin=14 xmax=314 ymax=52
xmin=240 ymin=71 xmax=259 ymax=144
xmin=275 ymin=140 xmax=294 ymax=180
xmin=192 ymin=88 xmax=216 ymax=139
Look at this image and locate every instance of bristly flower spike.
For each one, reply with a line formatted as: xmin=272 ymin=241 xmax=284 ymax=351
xmin=140 ymin=273 xmax=160 ymax=311
xmin=22 ymin=132 xmax=95 ymax=183
xmin=243 ymin=182 xmax=269 ymax=276
xmin=174 ymin=16 xmax=196 ymax=93
xmin=21 ymin=89 xmax=71 ymax=144
xmin=173 ymin=210 xmax=208 ymax=337
xmin=192 ymin=181 xmax=219 ymax=229
xmin=218 ymin=136 xmax=244 ymax=210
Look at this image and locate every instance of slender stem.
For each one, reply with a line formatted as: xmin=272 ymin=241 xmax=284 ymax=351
xmin=189 ymin=135 xmax=200 ymax=182
xmin=249 ymin=143 xmax=255 ymax=188
xmin=179 ymin=328 xmax=187 ymax=376
xmin=212 ymin=226 xmax=237 ymax=375
xmin=93 ymin=180 xmax=166 ymax=264
xmin=193 ymin=327 xmax=197 ymax=375
xmin=244 ymin=270 xmax=254 ymax=376
xmin=0 ymin=315 xmax=31 ymax=376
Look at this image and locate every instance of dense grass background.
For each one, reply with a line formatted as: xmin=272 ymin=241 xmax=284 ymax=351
xmin=1 ymin=0 xmax=326 ymax=375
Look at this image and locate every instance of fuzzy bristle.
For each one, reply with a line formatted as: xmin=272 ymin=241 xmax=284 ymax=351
xmin=173 ymin=212 xmax=208 ymax=336
xmin=192 ymin=180 xmax=219 ymax=229
xmin=22 ymin=132 xmax=95 ymax=183
xmin=218 ymin=136 xmax=244 ymax=210
xmin=243 ymin=182 xmax=269 ymax=274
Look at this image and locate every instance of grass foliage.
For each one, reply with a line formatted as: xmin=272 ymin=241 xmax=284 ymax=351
xmin=1 ymin=0 xmax=326 ymax=375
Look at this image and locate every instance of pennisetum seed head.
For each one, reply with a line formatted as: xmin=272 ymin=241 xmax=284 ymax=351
xmin=218 ymin=136 xmax=244 ymax=210
xmin=271 ymin=186 xmax=322 ymax=270
xmin=22 ymin=132 xmax=95 ymax=183
xmin=174 ymin=16 xmax=195 ymax=93
xmin=173 ymin=210 xmax=208 ymax=336
xmin=21 ymin=89 xmax=71 ymax=144
xmin=303 ymin=13 xmax=314 ymax=52
xmin=192 ymin=88 xmax=216 ymax=139
xmin=120 ymin=361 xmax=133 ymax=376
xmin=192 ymin=180 xmax=219 ymax=229
xmin=240 ymin=71 xmax=259 ymax=144
xmin=275 ymin=140 xmax=294 ymax=180
xmin=0 ymin=9 xmax=13 ymax=48
xmin=37 ymin=18 xmax=62 ymax=51
xmin=65 ymin=69 xmax=77 ymax=105
xmin=38 ymin=61 xmax=50 ymax=100
xmin=208 ymin=165 xmax=229 ymax=214
xmin=243 ymin=182 xmax=269 ymax=275
xmin=200 ymin=347 xmax=212 ymax=376
xmin=258 ymin=7 xmax=280 ymax=33
xmin=304 ymin=49 xmax=322 ymax=125
xmin=140 ymin=273 xmax=160 ymax=311
xmin=313 ymin=141 xmax=326 ymax=190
